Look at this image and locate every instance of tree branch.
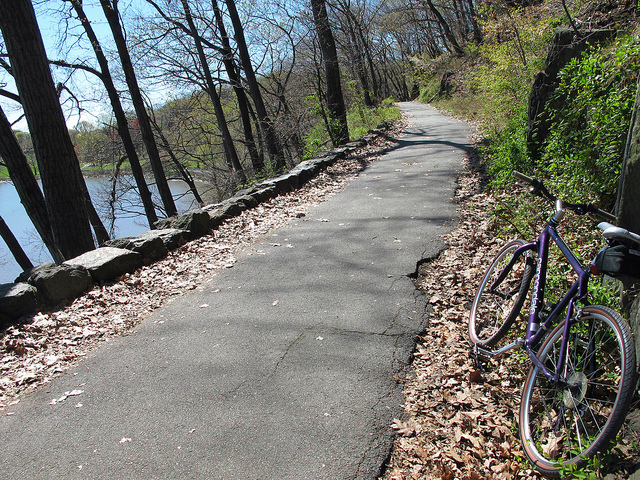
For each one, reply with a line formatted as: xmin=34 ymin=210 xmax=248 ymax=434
xmin=49 ymin=59 xmax=103 ymax=79
xmin=144 ymin=0 xmax=225 ymax=55
xmin=0 ymin=88 xmax=20 ymax=103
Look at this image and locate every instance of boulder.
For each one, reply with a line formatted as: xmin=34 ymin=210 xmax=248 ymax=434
xmin=217 ymin=200 xmax=245 ymax=217
xmin=260 ymin=172 xmax=300 ymax=193
xmin=249 ymin=186 xmax=277 ymax=203
xmin=0 ymin=282 xmax=39 ymax=325
xmin=103 ymin=234 xmax=168 ymax=263
xmin=207 ymin=208 xmax=227 ymax=229
xmin=137 ymin=228 xmax=189 ymax=251
xmin=64 ymin=247 xmax=142 ymax=282
xmin=289 ymin=161 xmax=320 ymax=184
xmin=315 ymin=153 xmax=341 ymax=168
xmin=154 ymin=209 xmax=211 ymax=239
xmin=234 ymin=194 xmax=258 ymax=209
xmin=16 ymin=263 xmax=92 ymax=305
xmin=234 ymin=186 xmax=259 ymax=197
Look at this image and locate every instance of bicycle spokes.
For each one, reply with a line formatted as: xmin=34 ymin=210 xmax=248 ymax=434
xmin=521 ymin=311 xmax=627 ymax=468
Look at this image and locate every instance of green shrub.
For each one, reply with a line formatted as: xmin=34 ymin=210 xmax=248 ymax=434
xmin=481 ymin=102 xmax=534 ymax=189
xmin=538 ymin=36 xmax=640 ymax=208
xmin=301 ymin=100 xmax=400 ymax=160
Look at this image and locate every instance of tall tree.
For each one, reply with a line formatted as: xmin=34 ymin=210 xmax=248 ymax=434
xmin=310 ymin=0 xmax=350 ymax=146
xmin=211 ymin=0 xmax=264 ymax=173
xmin=144 ymin=0 xmax=262 ymax=178
xmin=0 ymin=106 xmax=64 ymax=263
xmin=0 ymin=0 xmax=95 ymax=259
xmin=616 ymin=78 xmax=640 ymax=236
xmin=180 ymin=0 xmax=246 ymax=184
xmin=616 ymin=77 xmax=640 ymax=364
xmin=224 ymin=0 xmax=286 ymax=171
xmin=67 ymin=0 xmax=159 ymax=228
xmin=99 ymin=0 xmax=178 ymax=217
xmin=423 ymin=0 xmax=465 ymax=57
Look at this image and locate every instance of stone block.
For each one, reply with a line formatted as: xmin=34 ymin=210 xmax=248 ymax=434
xmin=65 ymin=247 xmax=142 ymax=283
xmin=137 ymin=229 xmax=189 ymax=251
xmin=250 ymin=186 xmax=277 ymax=203
xmin=16 ymin=262 xmax=92 ymax=305
xmin=154 ymin=210 xmax=211 ymax=239
xmin=104 ymin=235 xmax=168 ymax=263
xmin=0 ymin=282 xmax=39 ymax=324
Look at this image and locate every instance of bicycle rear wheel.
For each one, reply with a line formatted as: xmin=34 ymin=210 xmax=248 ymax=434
xmin=519 ymin=305 xmax=636 ymax=477
xmin=469 ymin=239 xmax=533 ymax=347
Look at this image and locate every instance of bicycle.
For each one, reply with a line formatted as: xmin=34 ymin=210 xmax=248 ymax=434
xmin=468 ymin=171 xmax=639 ymax=477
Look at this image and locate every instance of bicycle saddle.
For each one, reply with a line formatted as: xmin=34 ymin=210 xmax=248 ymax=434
xmin=598 ymin=222 xmax=640 ymax=247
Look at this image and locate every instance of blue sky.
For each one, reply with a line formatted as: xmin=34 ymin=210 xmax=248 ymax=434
xmin=1 ymin=0 xmax=155 ymax=131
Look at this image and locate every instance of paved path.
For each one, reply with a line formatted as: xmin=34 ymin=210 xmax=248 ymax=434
xmin=0 ymin=102 xmax=470 ymax=480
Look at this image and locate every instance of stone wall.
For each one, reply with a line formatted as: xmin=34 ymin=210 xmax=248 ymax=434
xmin=0 ymin=131 xmax=383 ymax=327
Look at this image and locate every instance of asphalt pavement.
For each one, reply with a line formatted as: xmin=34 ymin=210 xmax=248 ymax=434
xmin=0 ymin=102 xmax=471 ymax=480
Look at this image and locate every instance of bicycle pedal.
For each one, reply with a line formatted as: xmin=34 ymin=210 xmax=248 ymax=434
xmin=472 ymin=356 xmax=489 ymax=372
xmin=469 ymin=345 xmax=493 ymax=371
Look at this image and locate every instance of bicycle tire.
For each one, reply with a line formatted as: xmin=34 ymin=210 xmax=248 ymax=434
xmin=469 ymin=239 xmax=533 ymax=347
xmin=519 ymin=305 xmax=636 ymax=477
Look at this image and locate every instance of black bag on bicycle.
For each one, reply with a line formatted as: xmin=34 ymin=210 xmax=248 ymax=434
xmin=594 ymin=243 xmax=640 ymax=280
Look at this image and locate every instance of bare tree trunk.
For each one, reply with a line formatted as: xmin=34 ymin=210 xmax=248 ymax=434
xmin=423 ymin=0 xmax=465 ymax=57
xmin=70 ymin=0 xmax=158 ymax=229
xmin=616 ymin=78 xmax=640 ymax=235
xmin=356 ymin=21 xmax=379 ymax=102
xmin=616 ymin=78 xmax=640 ymax=370
xmin=310 ymin=0 xmax=350 ymax=146
xmin=466 ymin=0 xmax=483 ymax=44
xmin=0 ymin=215 xmax=33 ymax=272
xmin=224 ymin=0 xmax=286 ymax=171
xmin=144 ymin=0 xmax=264 ymax=174
xmin=0 ymin=0 xmax=95 ymax=259
xmin=149 ymin=114 xmax=204 ymax=206
xmin=180 ymin=0 xmax=246 ymax=185
xmin=344 ymin=14 xmax=373 ymax=106
xmin=211 ymin=0 xmax=264 ymax=173
xmin=0 ymin=106 xmax=64 ymax=263
xmin=99 ymin=0 xmax=178 ymax=217
xmin=82 ymin=185 xmax=110 ymax=245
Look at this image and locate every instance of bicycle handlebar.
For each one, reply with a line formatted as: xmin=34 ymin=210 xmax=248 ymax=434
xmin=512 ymin=171 xmax=617 ymax=223
xmin=512 ymin=170 xmax=535 ymax=184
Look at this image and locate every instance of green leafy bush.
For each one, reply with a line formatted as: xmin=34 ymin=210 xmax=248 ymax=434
xmin=538 ymin=36 xmax=640 ymax=208
xmin=481 ymin=101 xmax=534 ymax=188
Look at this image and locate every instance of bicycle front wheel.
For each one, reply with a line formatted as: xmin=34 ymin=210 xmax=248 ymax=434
xmin=519 ymin=305 xmax=636 ymax=477
xmin=469 ymin=239 xmax=533 ymax=347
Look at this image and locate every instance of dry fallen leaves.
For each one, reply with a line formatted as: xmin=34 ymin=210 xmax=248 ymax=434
xmin=380 ymin=154 xmax=639 ymax=480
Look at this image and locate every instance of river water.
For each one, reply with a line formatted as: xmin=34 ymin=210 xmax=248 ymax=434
xmin=0 ymin=177 xmax=200 ymax=285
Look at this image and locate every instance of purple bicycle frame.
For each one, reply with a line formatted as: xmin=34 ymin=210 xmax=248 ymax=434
xmin=509 ymin=222 xmax=591 ymax=384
